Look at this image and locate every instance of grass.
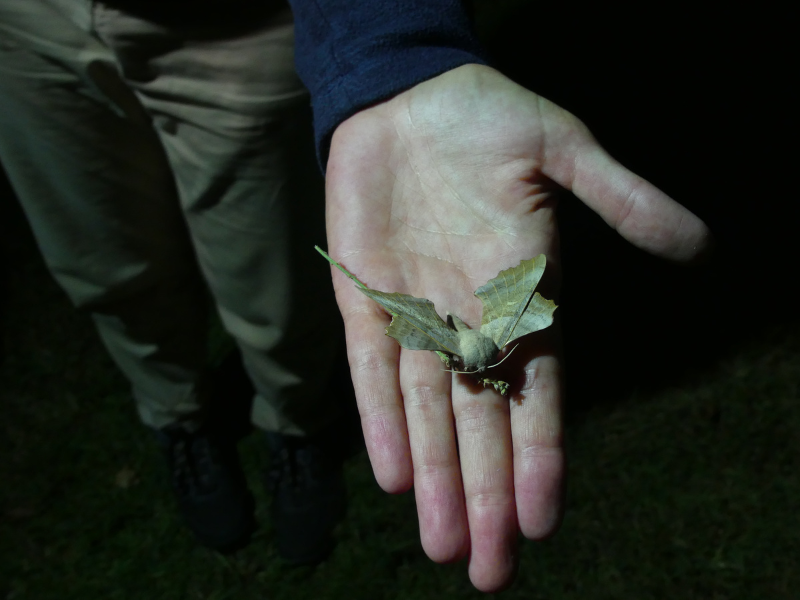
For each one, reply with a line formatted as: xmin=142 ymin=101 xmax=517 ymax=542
xmin=1 ymin=3 xmax=797 ymax=594
xmin=1 ymin=194 xmax=798 ymax=599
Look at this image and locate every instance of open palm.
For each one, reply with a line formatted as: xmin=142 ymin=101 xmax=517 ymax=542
xmin=324 ymin=65 xmax=710 ymax=592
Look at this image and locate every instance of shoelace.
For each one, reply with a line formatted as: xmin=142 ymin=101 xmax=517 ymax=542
xmin=170 ymin=433 xmax=221 ymax=496
xmin=267 ymin=442 xmax=322 ymax=494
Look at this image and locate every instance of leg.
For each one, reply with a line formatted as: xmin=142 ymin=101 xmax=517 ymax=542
xmin=92 ymin=5 xmax=342 ymax=437
xmin=0 ymin=1 xmax=260 ymax=552
xmin=87 ymin=6 xmax=347 ymax=563
xmin=0 ymin=0 xmax=211 ymax=429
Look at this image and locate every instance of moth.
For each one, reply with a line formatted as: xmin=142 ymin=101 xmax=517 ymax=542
xmin=315 ymin=246 xmax=557 ymax=395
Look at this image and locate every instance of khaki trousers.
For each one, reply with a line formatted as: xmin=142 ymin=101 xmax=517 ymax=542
xmin=0 ymin=0 xmax=340 ymax=435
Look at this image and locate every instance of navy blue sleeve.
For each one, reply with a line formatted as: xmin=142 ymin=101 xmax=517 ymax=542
xmin=286 ymin=0 xmax=489 ymax=168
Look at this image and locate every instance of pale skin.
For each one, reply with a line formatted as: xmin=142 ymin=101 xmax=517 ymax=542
xmin=325 ymin=64 xmax=711 ymax=592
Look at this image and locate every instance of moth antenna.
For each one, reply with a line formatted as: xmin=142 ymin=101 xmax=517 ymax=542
xmin=485 ymin=344 xmax=519 ymax=369
xmin=314 ymin=246 xmax=369 ymax=290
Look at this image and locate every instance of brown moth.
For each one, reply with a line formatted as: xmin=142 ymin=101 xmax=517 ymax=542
xmin=315 ymin=247 xmax=557 ymax=395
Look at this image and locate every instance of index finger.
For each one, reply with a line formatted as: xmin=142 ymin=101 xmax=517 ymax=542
xmin=331 ymin=265 xmax=413 ymax=494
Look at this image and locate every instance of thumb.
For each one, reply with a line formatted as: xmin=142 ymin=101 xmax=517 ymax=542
xmin=539 ymin=99 xmax=712 ymax=262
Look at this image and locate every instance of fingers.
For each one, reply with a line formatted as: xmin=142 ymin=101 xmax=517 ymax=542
xmin=336 ymin=275 xmax=413 ymax=494
xmin=540 ymin=100 xmax=713 ymax=262
xmin=452 ymin=381 xmax=519 ymax=592
xmin=510 ymin=352 xmax=564 ymax=539
xmin=399 ymin=350 xmax=469 ymax=563
xmin=445 ymin=326 xmax=563 ymax=591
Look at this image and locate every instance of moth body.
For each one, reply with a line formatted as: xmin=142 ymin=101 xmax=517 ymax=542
xmin=447 ymin=312 xmax=500 ymax=372
xmin=456 ymin=329 xmax=499 ymax=373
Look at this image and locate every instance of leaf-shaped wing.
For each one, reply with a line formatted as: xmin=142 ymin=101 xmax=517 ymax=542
xmin=358 ymin=288 xmax=461 ymax=355
xmin=486 ymin=291 xmax=557 ymax=347
xmin=475 ymin=254 xmax=557 ymax=348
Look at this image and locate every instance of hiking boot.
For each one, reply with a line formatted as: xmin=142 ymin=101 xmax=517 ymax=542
xmin=264 ymin=429 xmax=347 ymax=565
xmin=156 ymin=424 xmax=255 ymax=553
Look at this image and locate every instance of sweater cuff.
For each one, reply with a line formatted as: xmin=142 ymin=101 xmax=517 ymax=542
xmin=288 ymin=0 xmax=489 ymax=169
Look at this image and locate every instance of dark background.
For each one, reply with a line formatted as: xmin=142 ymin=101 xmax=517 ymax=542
xmin=481 ymin=2 xmax=796 ymax=412
xmin=3 ymin=3 xmax=794 ymax=413
xmin=1 ymin=2 xmax=797 ymax=598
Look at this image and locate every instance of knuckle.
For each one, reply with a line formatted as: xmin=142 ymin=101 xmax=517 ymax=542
xmin=414 ymin=447 xmax=456 ymax=475
xmin=615 ymin=178 xmax=647 ymax=231
xmin=404 ymin=382 xmax=443 ymax=409
xmin=519 ymin=442 xmax=563 ymax=459
xmin=454 ymin=400 xmax=505 ymax=434
xmin=349 ymin=345 xmax=392 ymax=375
xmin=468 ymin=491 xmax=513 ymax=511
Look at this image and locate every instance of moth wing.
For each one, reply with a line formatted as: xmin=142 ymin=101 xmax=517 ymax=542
xmin=475 ymin=254 xmax=557 ymax=348
xmin=358 ymin=287 xmax=461 ymax=355
xmin=496 ymin=292 xmax=557 ymax=345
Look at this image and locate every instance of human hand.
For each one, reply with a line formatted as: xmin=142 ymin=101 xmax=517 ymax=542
xmin=324 ymin=64 xmax=710 ymax=591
